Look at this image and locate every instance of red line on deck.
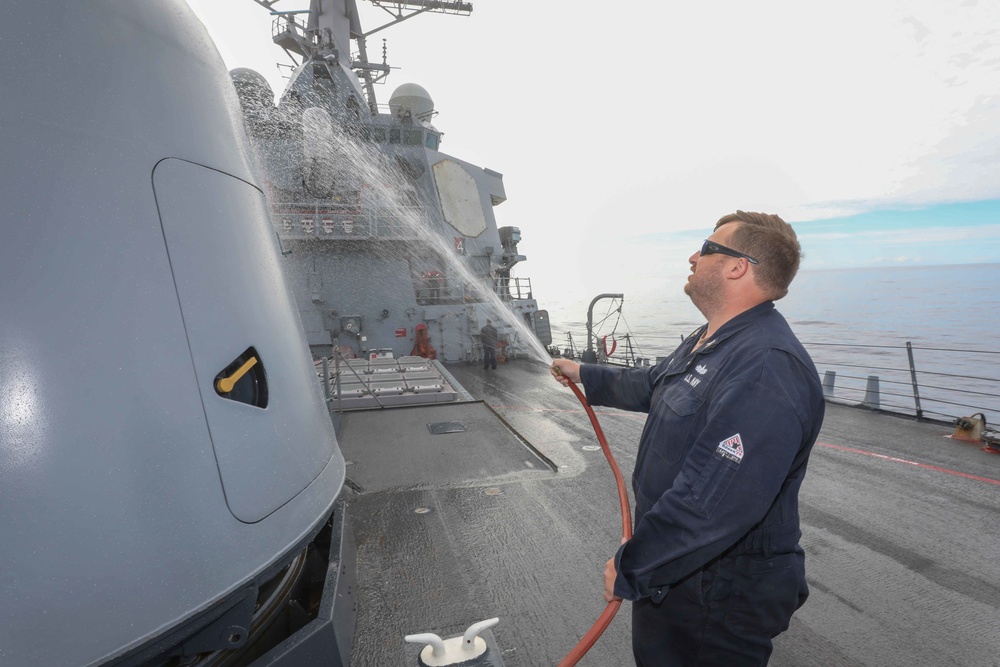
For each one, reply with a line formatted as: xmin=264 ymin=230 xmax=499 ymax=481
xmin=490 ymin=408 xmax=1000 ymax=486
xmin=817 ymin=442 xmax=1000 ymax=486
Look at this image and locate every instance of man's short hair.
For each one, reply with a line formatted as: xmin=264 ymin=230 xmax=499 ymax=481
xmin=715 ymin=210 xmax=801 ymax=300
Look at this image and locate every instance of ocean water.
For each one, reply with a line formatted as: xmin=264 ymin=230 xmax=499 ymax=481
xmin=542 ymin=263 xmax=1000 ymax=425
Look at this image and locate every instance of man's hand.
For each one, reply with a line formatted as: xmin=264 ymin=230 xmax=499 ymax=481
xmin=603 ymin=557 xmax=623 ymax=603
xmin=550 ymin=359 xmax=581 ymax=386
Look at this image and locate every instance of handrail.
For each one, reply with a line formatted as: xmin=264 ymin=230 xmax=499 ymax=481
xmin=554 ymin=330 xmax=999 ymax=424
xmin=803 ymin=340 xmax=999 ymax=424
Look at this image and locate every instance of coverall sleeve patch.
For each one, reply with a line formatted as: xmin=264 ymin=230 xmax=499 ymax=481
xmin=717 ymin=433 xmax=744 ymax=463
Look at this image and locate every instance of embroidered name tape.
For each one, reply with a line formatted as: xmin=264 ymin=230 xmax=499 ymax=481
xmin=717 ymin=433 xmax=744 ymax=463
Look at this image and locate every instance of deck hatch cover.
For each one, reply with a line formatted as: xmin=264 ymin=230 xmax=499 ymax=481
xmin=428 ymin=422 xmax=466 ymax=435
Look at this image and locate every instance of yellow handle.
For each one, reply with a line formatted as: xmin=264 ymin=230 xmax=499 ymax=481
xmin=216 ymin=356 xmax=258 ymax=394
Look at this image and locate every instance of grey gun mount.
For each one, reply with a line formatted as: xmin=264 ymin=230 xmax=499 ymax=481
xmin=0 ymin=2 xmax=350 ymax=665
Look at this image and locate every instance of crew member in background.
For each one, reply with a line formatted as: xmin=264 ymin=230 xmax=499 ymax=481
xmin=551 ymin=211 xmax=825 ymax=666
xmin=480 ymin=318 xmax=498 ymax=370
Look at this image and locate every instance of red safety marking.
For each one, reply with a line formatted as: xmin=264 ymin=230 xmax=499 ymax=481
xmin=817 ymin=442 xmax=1000 ymax=486
xmin=487 ymin=412 xmax=1000 ymax=485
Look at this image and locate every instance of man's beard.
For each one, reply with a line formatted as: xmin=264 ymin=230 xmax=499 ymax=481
xmin=684 ymin=264 xmax=725 ymax=318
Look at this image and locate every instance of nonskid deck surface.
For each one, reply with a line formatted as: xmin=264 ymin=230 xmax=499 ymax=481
xmin=337 ymin=401 xmax=555 ymax=494
xmin=340 ymin=364 xmax=635 ymax=666
xmin=342 ymin=358 xmax=1000 ymax=666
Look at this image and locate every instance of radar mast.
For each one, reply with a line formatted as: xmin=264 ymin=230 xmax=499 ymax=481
xmin=247 ymin=0 xmax=471 ymax=113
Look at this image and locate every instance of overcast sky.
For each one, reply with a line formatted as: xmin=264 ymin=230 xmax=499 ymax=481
xmin=186 ymin=0 xmax=1000 ymax=293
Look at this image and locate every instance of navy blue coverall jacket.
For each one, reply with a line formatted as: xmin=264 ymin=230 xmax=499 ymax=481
xmin=580 ymin=301 xmax=824 ymax=603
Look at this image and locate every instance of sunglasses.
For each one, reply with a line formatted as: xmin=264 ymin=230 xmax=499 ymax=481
xmin=700 ymin=240 xmax=759 ymax=265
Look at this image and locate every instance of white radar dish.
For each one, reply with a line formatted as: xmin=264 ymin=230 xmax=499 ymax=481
xmin=389 ymin=82 xmax=434 ymax=118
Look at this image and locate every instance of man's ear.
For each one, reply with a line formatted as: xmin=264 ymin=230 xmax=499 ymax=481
xmin=727 ymin=257 xmax=751 ymax=280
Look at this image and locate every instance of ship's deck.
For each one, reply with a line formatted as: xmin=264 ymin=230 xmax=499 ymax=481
xmin=340 ymin=358 xmax=1000 ymax=666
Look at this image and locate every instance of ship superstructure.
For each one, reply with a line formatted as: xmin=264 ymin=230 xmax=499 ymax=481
xmin=232 ymin=0 xmax=551 ymax=377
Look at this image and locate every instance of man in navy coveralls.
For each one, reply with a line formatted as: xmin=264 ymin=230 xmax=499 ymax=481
xmin=552 ymin=211 xmax=825 ymax=666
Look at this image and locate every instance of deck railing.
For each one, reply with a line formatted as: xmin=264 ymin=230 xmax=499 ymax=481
xmin=803 ymin=340 xmax=1000 ymax=425
xmin=493 ymin=276 xmax=532 ymax=301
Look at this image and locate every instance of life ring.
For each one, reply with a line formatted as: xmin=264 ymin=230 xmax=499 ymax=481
xmin=602 ymin=335 xmax=617 ymax=357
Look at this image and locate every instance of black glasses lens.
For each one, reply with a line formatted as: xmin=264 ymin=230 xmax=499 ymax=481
xmin=700 ymin=240 xmax=758 ymax=264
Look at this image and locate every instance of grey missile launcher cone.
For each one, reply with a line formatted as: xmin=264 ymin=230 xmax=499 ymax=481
xmin=0 ymin=2 xmax=352 ymax=665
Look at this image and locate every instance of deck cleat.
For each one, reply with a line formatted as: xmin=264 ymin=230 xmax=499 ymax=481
xmin=405 ymin=618 xmax=503 ymax=666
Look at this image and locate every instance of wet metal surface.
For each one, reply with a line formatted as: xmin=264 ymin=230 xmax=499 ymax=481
xmin=343 ymin=366 xmax=633 ymax=666
xmin=344 ymin=358 xmax=1000 ymax=666
xmin=338 ymin=403 xmax=552 ymax=494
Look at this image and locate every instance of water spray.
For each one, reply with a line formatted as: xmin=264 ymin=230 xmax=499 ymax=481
xmin=318 ymin=128 xmax=553 ymax=363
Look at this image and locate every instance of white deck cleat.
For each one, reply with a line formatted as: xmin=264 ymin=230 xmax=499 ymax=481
xmin=404 ymin=618 xmax=500 ymax=666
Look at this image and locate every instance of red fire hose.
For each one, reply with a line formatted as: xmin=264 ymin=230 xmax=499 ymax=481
xmin=556 ymin=379 xmax=633 ymax=667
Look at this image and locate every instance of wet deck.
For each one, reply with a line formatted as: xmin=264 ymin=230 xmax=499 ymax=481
xmin=342 ymin=358 xmax=1000 ymax=666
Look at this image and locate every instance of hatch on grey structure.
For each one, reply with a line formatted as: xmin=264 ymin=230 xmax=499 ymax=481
xmin=428 ymin=422 xmax=466 ymax=434
xmin=154 ymin=158 xmax=337 ymax=523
